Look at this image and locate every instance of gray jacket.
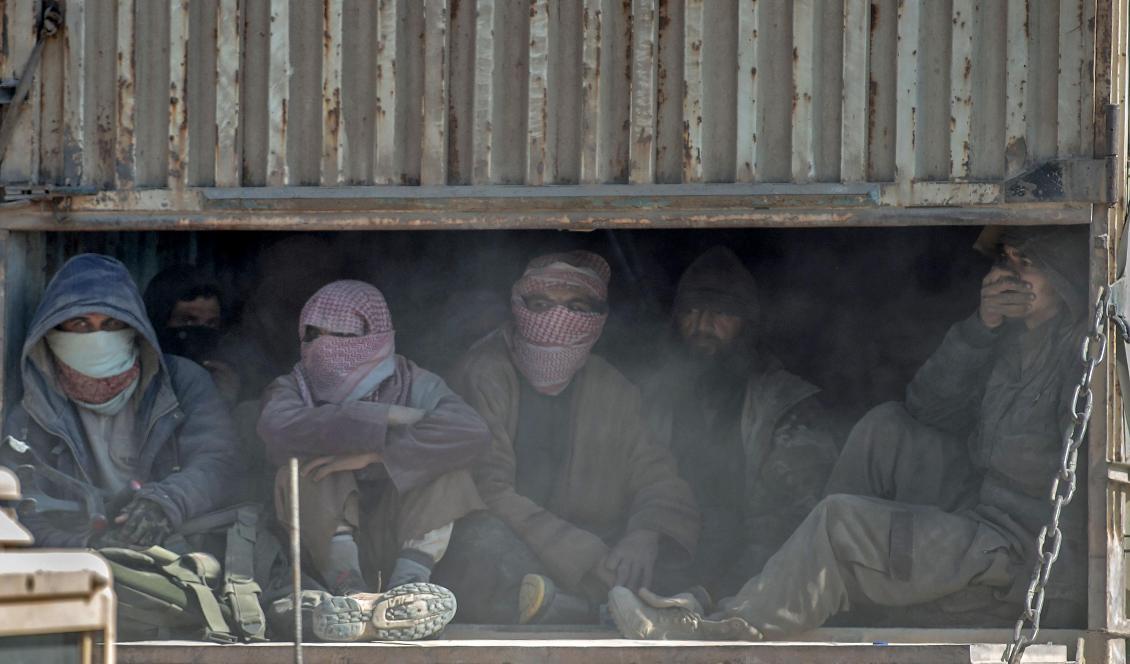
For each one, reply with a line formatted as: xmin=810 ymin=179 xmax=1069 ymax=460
xmin=1 ymin=254 xmax=241 ymax=547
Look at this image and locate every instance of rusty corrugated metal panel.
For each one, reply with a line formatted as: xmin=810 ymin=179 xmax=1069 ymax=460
xmin=0 ymin=0 xmax=41 ymax=184
xmin=0 ymin=0 xmax=1110 ymax=197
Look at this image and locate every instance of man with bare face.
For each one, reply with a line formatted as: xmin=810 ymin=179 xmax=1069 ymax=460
xmin=610 ymin=226 xmax=1090 ymax=640
xmin=641 ymin=246 xmax=839 ymax=602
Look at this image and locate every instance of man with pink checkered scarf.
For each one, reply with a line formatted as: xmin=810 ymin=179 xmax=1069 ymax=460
xmin=439 ymin=251 xmax=699 ymax=625
xmin=257 ymin=280 xmax=490 ymax=641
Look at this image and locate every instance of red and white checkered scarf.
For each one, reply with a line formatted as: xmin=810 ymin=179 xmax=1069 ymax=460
xmin=294 ymin=280 xmax=396 ymax=404
xmin=508 ymin=251 xmax=610 ymax=395
xmin=55 ymin=357 xmax=141 ymax=406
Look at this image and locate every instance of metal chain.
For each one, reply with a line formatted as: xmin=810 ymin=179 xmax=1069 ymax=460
xmin=1003 ymin=287 xmax=1110 ymax=664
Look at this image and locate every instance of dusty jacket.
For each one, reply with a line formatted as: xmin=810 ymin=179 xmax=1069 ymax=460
xmin=449 ymin=328 xmax=699 ymax=590
xmin=644 ymin=350 xmax=837 ymax=582
xmin=1 ymin=255 xmax=241 ymax=547
xmin=906 ymin=312 xmax=1086 ymax=603
xmin=258 ymin=357 xmax=491 ymax=495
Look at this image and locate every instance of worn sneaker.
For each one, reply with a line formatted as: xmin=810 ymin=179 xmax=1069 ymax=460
xmin=607 ymin=586 xmax=762 ymax=641
xmin=518 ymin=573 xmax=595 ymax=624
xmin=518 ymin=574 xmax=555 ymax=624
xmin=312 ymin=582 xmax=456 ymax=642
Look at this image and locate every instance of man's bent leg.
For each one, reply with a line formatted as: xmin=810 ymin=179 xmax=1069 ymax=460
xmin=715 ymin=494 xmax=1012 ymax=638
xmin=274 ymin=467 xmax=363 ymax=591
xmin=357 ymin=469 xmax=485 ymax=587
xmin=432 ymin=510 xmax=551 ymax=623
xmin=825 ymin=402 xmax=979 ymax=510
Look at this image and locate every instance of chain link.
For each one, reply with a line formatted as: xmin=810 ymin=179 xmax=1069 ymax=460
xmin=1003 ymin=287 xmax=1110 ymax=664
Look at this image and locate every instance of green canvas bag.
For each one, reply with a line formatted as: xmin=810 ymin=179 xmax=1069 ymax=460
xmin=99 ymin=504 xmax=274 ymax=643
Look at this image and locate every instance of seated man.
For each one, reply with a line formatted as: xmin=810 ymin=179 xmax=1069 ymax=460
xmin=438 ymin=251 xmax=699 ymax=624
xmin=610 ymin=226 xmax=1089 ymax=639
xmin=0 ymin=254 xmax=241 ymax=549
xmin=143 ymin=264 xmax=240 ymax=404
xmin=257 ymin=280 xmax=490 ymax=642
xmin=642 ymin=247 xmax=839 ymax=601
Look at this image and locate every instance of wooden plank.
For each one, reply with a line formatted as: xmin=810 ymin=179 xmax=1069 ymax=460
xmin=791 ymin=0 xmax=816 ymax=183
xmin=0 ymin=0 xmax=42 ymax=183
xmin=320 ymin=0 xmax=344 ymax=186
xmin=113 ymin=0 xmax=137 ymax=189
xmin=267 ymin=0 xmax=290 ymax=186
xmin=1004 ymin=0 xmax=1029 ymax=175
xmin=894 ymin=0 xmax=920 ymax=200
xmin=579 ymin=0 xmax=602 ymax=183
xmin=735 ymin=0 xmax=758 ymax=182
xmin=167 ymin=0 xmax=191 ymax=189
xmin=681 ymin=0 xmax=704 ymax=183
xmin=526 ymin=0 xmax=550 ymax=185
xmin=949 ymin=0 xmax=976 ymax=178
xmin=110 ymin=640 xmax=1069 ymax=664
xmin=215 ymin=0 xmax=241 ymax=187
xmin=421 ymin=0 xmax=449 ymax=186
xmin=840 ymin=0 xmax=869 ymax=182
xmin=373 ymin=0 xmax=398 ymax=184
xmin=62 ymin=0 xmax=86 ymax=186
xmin=628 ymin=0 xmax=658 ymax=184
xmin=1056 ymin=0 xmax=1083 ymax=157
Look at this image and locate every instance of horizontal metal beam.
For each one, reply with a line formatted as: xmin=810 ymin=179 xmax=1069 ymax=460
xmin=0 ymin=204 xmax=1093 ymax=231
xmin=0 ymin=184 xmax=1095 ymax=231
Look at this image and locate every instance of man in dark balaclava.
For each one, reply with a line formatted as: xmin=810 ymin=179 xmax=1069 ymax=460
xmin=610 ymin=226 xmax=1090 ymax=640
xmin=144 ymin=264 xmax=241 ymax=404
xmin=641 ymin=246 xmax=839 ymax=602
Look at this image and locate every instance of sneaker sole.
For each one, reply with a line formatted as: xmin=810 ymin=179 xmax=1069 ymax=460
xmin=313 ymin=583 xmax=457 ymax=642
xmin=517 ymin=574 xmax=551 ymax=625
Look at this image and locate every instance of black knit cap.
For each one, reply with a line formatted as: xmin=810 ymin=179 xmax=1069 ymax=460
xmin=673 ymin=246 xmax=759 ymax=323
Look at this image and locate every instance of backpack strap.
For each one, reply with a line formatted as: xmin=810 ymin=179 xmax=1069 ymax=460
xmin=152 ymin=547 xmax=238 ymax=644
xmin=222 ymin=505 xmax=267 ymax=642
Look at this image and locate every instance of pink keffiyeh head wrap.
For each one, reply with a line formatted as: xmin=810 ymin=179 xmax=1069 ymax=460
xmin=508 ymin=251 xmax=611 ymax=395
xmin=295 ymin=280 xmax=396 ymax=403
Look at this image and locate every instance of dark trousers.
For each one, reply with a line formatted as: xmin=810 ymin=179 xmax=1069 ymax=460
xmin=432 ymin=511 xmax=550 ymax=624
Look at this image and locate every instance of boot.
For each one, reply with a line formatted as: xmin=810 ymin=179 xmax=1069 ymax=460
xmin=607 ymin=586 xmax=762 ymax=641
xmin=312 ymin=582 xmax=457 ymax=641
xmin=518 ymin=574 xmax=595 ymax=624
xmin=268 ymin=589 xmax=331 ymax=642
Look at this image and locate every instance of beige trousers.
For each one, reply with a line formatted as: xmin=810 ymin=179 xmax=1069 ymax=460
xmin=275 ymin=467 xmax=484 ymax=590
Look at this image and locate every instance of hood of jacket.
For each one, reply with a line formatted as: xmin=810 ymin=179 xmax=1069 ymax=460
xmin=20 ymin=255 xmax=175 ymax=472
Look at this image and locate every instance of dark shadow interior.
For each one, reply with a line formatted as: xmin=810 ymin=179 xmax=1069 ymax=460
xmin=31 ymin=225 xmax=989 ymax=420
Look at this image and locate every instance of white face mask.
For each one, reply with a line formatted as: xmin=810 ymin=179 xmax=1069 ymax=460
xmin=45 ymin=329 xmax=138 ymax=378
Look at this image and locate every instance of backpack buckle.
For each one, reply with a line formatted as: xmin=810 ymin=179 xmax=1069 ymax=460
xmin=202 ymin=628 xmax=240 ymax=644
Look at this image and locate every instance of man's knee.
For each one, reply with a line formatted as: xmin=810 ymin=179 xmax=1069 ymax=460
xmin=846 ymin=402 xmax=913 ymax=447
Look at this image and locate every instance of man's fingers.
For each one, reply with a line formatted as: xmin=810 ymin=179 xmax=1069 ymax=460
xmin=615 ymin=559 xmax=633 ymax=587
xmin=300 ymin=457 xmax=331 ymax=477
xmin=982 ymin=267 xmax=1019 ymax=286
xmin=312 ymin=461 xmax=341 ymax=482
xmin=986 ymin=291 xmax=1036 ymax=305
xmin=982 ymin=278 xmax=1030 ymax=296
xmin=640 ymin=561 xmax=654 ymax=591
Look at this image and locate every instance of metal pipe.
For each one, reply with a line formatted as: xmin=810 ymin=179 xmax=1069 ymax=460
xmin=289 ymin=457 xmax=302 ymax=664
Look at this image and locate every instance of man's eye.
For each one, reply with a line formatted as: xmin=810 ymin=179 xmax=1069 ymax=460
xmin=567 ymin=303 xmax=593 ymax=313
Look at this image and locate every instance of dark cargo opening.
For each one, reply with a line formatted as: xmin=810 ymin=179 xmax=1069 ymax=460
xmin=11 ymin=225 xmax=989 ymax=418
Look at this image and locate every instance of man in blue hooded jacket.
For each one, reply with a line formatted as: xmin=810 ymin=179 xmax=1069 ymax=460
xmin=0 ymin=253 xmax=241 ymax=548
